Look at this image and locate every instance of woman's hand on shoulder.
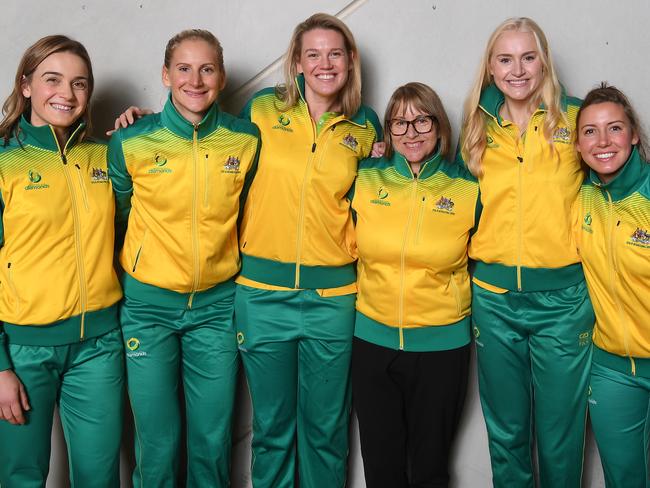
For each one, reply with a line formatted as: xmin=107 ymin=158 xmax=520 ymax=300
xmin=106 ymin=106 xmax=153 ymax=136
xmin=371 ymin=142 xmax=386 ymax=158
xmin=0 ymin=369 xmax=30 ymax=425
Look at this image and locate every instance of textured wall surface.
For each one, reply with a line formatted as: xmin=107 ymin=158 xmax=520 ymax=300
xmin=2 ymin=1 xmax=648 ymax=486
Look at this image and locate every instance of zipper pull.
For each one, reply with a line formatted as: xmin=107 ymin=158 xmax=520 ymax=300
xmin=75 ymin=163 xmax=81 ymax=170
xmin=517 ymin=156 xmax=523 ymax=163
xmin=311 ymin=143 xmax=316 ymax=153
xmin=61 ymin=154 xmax=67 ymax=164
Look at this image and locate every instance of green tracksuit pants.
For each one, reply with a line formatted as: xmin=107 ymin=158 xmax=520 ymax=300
xmin=589 ymin=347 xmax=650 ymax=488
xmin=235 ymin=285 xmax=356 ymax=488
xmin=0 ymin=327 xmax=124 ymax=488
xmin=472 ymin=281 xmax=594 ymax=488
xmin=120 ymin=293 xmax=238 ymax=488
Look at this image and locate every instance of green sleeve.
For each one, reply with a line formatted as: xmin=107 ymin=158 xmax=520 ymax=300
xmin=239 ymin=96 xmax=254 ymax=121
xmin=0 ymin=195 xmax=10 ymax=371
xmin=365 ymin=107 xmax=383 ymax=143
xmin=454 ymin=138 xmax=466 ymax=167
xmin=0 ymin=330 xmax=10 ymax=371
xmin=347 ymin=180 xmax=357 ymax=225
xmin=239 ymin=136 xmax=260 ymax=228
xmin=107 ymin=131 xmax=133 ymax=252
xmin=470 ymin=188 xmax=483 ymax=239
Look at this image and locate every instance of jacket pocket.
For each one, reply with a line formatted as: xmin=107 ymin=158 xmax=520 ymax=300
xmin=6 ymin=262 xmax=21 ymax=314
xmin=75 ymin=164 xmax=90 ymax=211
xmin=132 ymin=230 xmax=148 ymax=273
xmin=229 ymin=228 xmax=240 ymax=266
xmin=315 ymin=126 xmax=335 ymax=170
xmin=204 ymin=153 xmax=210 ymax=207
xmin=449 ymin=272 xmax=462 ymax=317
xmin=414 ymin=196 xmax=426 ymax=245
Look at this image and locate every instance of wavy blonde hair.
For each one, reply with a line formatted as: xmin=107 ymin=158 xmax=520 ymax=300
xmin=276 ymin=13 xmax=361 ymax=118
xmin=0 ymin=35 xmax=94 ymax=146
xmin=460 ymin=17 xmax=564 ymax=176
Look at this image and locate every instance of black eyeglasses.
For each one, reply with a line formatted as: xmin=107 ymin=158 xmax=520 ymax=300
xmin=389 ymin=115 xmax=436 ymax=136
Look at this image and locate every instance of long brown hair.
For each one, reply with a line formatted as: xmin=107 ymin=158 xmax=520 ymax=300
xmin=460 ymin=17 xmax=564 ymax=176
xmin=277 ymin=13 xmax=362 ymax=118
xmin=0 ymin=35 xmax=94 ymax=146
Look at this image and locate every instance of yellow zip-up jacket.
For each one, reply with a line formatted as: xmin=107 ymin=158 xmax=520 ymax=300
xmin=458 ymin=84 xmax=585 ymax=292
xmin=109 ymin=97 xmax=259 ymax=308
xmin=0 ymin=117 xmax=122 ymax=370
xmin=237 ymin=75 xmax=381 ymax=289
xmin=352 ymin=150 xmax=480 ymax=351
xmin=575 ymin=147 xmax=650 ymax=374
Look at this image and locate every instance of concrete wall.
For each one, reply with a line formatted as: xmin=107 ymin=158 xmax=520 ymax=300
xmin=2 ymin=1 xmax=649 ymax=486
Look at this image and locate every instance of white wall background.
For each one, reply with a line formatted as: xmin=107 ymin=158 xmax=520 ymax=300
xmin=2 ymin=0 xmax=649 ymax=486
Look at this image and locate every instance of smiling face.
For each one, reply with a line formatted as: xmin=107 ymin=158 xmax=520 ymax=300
xmin=296 ymin=28 xmax=351 ymax=108
xmin=489 ymin=30 xmax=543 ymax=104
xmin=21 ymin=51 xmax=89 ymax=140
xmin=162 ymin=38 xmax=225 ymax=124
xmin=391 ymin=103 xmax=438 ymax=167
xmin=577 ymin=101 xmax=639 ymax=183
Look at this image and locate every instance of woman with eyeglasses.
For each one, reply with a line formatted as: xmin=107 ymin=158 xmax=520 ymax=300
xmin=457 ymin=17 xmax=594 ymax=487
xmin=350 ymin=82 xmax=479 ymax=488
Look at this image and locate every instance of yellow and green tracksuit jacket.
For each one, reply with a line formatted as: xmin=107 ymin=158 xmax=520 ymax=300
xmin=351 ymin=150 xmax=480 ymax=351
xmin=237 ymin=74 xmax=382 ymax=290
xmin=575 ymin=147 xmax=650 ymax=375
xmin=109 ymin=97 xmax=259 ymax=308
xmin=458 ymin=83 xmax=585 ymax=292
xmin=0 ymin=117 xmax=122 ymax=371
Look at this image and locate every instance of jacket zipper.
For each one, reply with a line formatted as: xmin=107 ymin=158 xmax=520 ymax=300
xmin=188 ymin=125 xmax=200 ymax=308
xmin=60 ymin=150 xmax=88 ymax=339
xmin=74 ymin=164 xmax=90 ymax=211
xmin=604 ymin=189 xmax=635 ymax=374
xmin=294 ymin=115 xmax=319 ymax=288
xmin=398 ymin=181 xmax=418 ymax=350
xmin=516 ymin=152 xmax=524 ymax=291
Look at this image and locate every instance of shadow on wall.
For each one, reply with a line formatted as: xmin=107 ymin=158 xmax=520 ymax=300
xmin=90 ymin=81 xmax=155 ymax=141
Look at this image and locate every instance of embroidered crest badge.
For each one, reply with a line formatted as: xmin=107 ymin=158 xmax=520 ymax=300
xmin=90 ymin=167 xmax=108 ymax=183
xmin=223 ymin=156 xmax=241 ymax=173
xmin=435 ymin=196 xmax=454 ymax=212
xmin=553 ymin=127 xmax=571 ymax=143
xmin=341 ymin=133 xmax=358 ymax=151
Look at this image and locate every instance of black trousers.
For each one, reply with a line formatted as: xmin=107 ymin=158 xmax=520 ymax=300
xmin=351 ymin=337 xmax=470 ymax=488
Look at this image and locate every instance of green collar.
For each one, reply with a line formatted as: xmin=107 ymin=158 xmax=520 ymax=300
xmin=160 ymin=94 xmax=221 ymax=139
xmin=391 ymin=146 xmax=443 ymax=179
xmin=479 ymin=83 xmax=569 ymax=122
xmin=589 ymin=146 xmax=649 ymax=201
xmin=18 ymin=115 xmax=85 ymax=153
xmin=294 ymin=73 xmax=368 ymax=127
